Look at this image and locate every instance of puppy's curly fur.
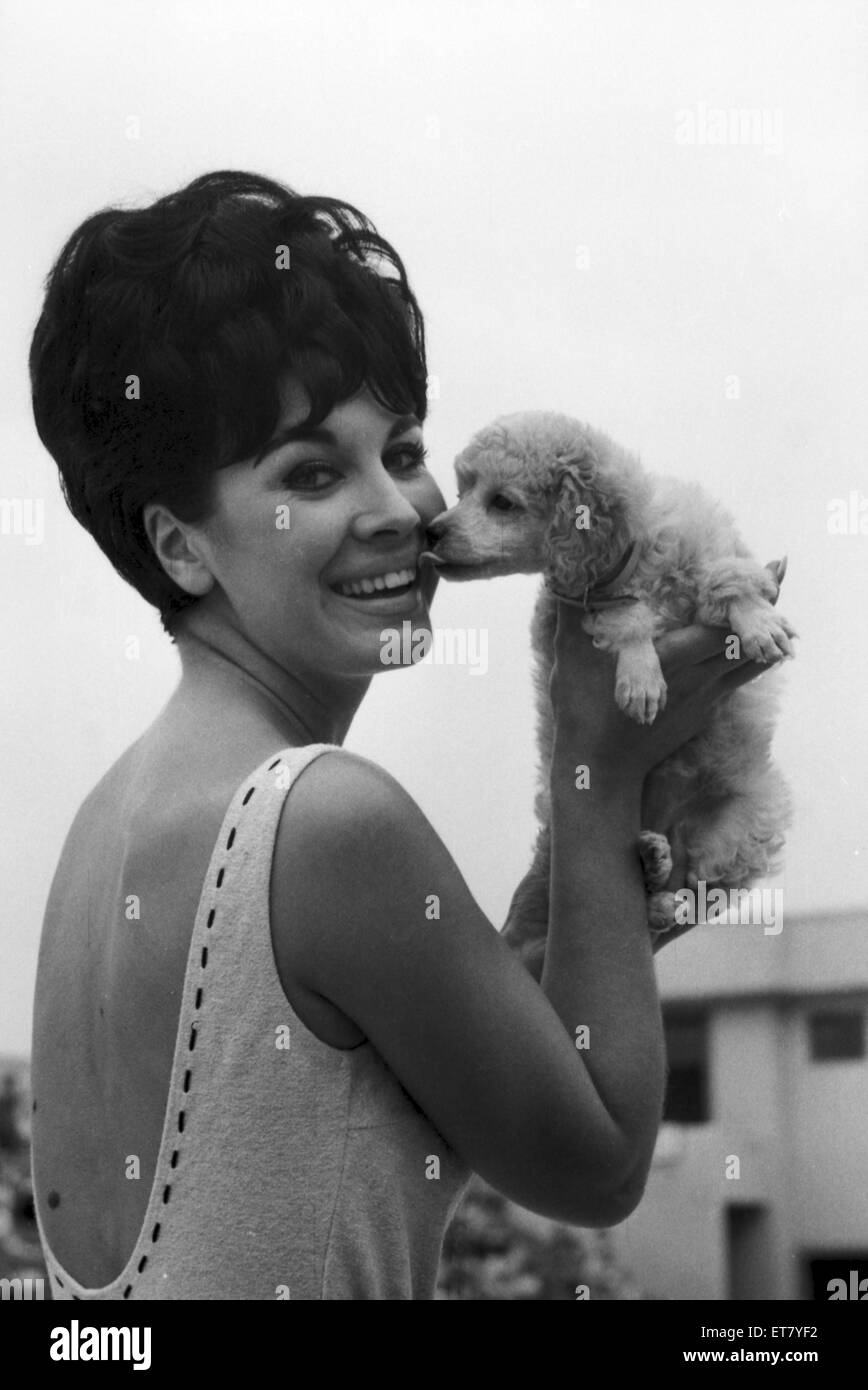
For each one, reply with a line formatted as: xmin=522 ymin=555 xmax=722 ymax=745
xmin=427 ymin=411 xmax=796 ymax=971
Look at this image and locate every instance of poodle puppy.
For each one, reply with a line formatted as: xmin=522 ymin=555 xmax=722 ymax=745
xmin=424 ymin=411 xmax=796 ymax=972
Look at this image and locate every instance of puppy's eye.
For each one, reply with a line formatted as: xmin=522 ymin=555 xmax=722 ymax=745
xmin=490 ymin=495 xmax=517 ymax=512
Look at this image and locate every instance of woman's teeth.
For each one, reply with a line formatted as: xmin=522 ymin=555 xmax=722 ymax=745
xmin=336 ymin=567 xmax=417 ymax=598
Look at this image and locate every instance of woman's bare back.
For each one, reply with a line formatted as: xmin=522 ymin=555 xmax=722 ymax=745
xmin=30 ymin=718 xmax=363 ymax=1289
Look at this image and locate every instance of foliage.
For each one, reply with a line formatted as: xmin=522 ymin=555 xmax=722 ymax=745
xmin=436 ymin=1173 xmax=648 ymax=1300
xmin=0 ymin=1067 xmax=45 ymax=1288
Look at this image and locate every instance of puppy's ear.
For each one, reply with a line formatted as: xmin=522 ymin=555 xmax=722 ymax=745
xmin=542 ymin=450 xmax=625 ymax=597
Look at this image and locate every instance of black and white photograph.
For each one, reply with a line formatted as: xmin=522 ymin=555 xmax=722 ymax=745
xmin=1 ymin=0 xmax=866 ymax=1352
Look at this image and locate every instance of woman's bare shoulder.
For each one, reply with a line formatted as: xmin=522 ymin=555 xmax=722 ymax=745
xmin=291 ymin=746 xmax=409 ymax=806
xmin=269 ymin=747 xmax=427 ymax=969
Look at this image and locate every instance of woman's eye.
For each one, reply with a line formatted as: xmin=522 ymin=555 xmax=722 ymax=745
xmin=281 ymin=463 xmax=340 ymax=491
xmin=386 ymin=441 xmax=429 ymax=473
xmin=386 ymin=442 xmax=428 ymax=475
xmin=280 ymin=442 xmax=427 ymax=491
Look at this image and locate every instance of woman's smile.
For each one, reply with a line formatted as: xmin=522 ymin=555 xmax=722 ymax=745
xmin=327 ymin=554 xmax=436 ymax=617
xmin=332 ymin=564 xmax=418 ymax=598
xmin=329 ymin=583 xmax=424 ymax=616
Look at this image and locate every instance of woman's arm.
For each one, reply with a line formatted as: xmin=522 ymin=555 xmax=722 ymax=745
xmin=272 ymin=623 xmax=776 ymax=1228
xmin=536 ymin=605 xmax=786 ymax=1182
xmin=272 ymin=750 xmax=645 ymax=1227
xmin=541 ymin=734 xmax=661 ymax=1183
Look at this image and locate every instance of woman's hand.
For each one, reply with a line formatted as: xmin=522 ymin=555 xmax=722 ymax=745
xmin=549 ymin=558 xmax=788 ymax=789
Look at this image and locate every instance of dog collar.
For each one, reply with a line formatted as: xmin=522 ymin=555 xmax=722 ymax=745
xmin=546 ymin=540 xmax=642 ymax=610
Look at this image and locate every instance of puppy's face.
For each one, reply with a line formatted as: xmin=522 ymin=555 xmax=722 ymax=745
xmin=425 ymin=447 xmax=553 ymax=580
xmin=425 ymin=415 xmax=635 ymax=595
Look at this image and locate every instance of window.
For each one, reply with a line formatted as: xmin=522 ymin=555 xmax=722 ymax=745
xmin=809 ymin=1009 xmax=865 ymax=1062
xmin=662 ymin=1008 xmax=710 ymax=1123
xmin=727 ymin=1205 xmax=773 ymax=1300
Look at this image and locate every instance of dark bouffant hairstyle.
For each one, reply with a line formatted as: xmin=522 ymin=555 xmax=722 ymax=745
xmin=29 ymin=170 xmax=429 ymax=636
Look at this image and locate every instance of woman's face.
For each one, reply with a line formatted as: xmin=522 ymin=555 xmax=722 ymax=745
xmin=189 ymin=376 xmax=447 ymax=680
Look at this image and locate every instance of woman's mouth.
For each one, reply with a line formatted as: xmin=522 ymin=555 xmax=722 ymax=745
xmin=332 ymin=566 xmax=418 ymax=599
xmin=329 ymin=565 xmax=426 ymax=614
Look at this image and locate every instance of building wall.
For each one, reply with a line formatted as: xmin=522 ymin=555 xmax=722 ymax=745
xmin=653 ymin=910 xmax=868 ymax=1001
xmin=783 ymin=1000 xmax=868 ymax=1262
xmin=611 ymin=911 xmax=868 ymax=1301
xmin=615 ymin=1122 xmax=786 ymax=1299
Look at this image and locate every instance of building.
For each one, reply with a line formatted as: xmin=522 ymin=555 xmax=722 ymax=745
xmin=613 ymin=906 xmax=868 ymax=1300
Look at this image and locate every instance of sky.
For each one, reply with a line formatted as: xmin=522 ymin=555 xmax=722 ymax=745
xmin=1 ymin=0 xmax=867 ymax=1054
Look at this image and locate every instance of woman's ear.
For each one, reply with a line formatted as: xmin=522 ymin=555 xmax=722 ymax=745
xmin=542 ymin=450 xmax=625 ymax=597
xmin=142 ymin=501 xmax=215 ymax=599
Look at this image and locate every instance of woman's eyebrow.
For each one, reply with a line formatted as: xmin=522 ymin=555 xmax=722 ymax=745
xmin=253 ymin=413 xmax=421 ymax=467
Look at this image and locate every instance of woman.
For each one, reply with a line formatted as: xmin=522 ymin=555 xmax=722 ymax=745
xmin=28 ymin=170 xmax=777 ymax=1300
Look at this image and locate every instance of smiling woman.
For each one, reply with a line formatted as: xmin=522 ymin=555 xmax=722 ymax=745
xmin=140 ymin=375 xmax=443 ymax=695
xmin=27 ymin=167 xmax=759 ymax=1303
xmin=29 ymin=169 xmax=432 ymax=641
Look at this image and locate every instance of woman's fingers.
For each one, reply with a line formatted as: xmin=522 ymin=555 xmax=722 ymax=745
xmin=656 ymin=625 xmax=730 ymax=674
xmin=719 ymin=655 xmax=785 ymax=693
xmin=673 ymin=646 xmax=785 ymax=692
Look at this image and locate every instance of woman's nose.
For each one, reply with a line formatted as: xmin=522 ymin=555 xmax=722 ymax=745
xmin=353 ymin=473 xmax=425 ymax=537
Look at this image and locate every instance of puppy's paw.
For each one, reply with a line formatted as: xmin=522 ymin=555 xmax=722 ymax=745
xmin=647 ymin=890 xmax=678 ymax=934
xmin=730 ymin=607 xmax=798 ymax=663
xmin=615 ymin=673 xmax=668 ymax=724
xmin=637 ymin=829 xmax=673 ymax=890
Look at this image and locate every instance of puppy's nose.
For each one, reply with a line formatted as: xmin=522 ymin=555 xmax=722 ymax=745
xmin=426 ymin=515 xmax=447 ymax=544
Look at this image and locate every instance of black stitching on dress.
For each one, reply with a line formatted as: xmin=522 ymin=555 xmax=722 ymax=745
xmin=120 ymin=762 xmax=257 ymax=1295
xmin=268 ymin=758 xmax=281 ymax=770
xmin=57 ymin=1276 xmax=64 ymax=1287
